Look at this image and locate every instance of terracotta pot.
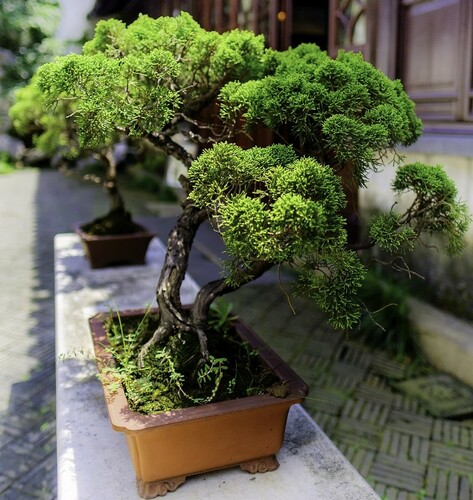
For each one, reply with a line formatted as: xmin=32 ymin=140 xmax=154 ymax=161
xmin=88 ymin=309 xmax=309 ymax=498
xmin=76 ymin=226 xmax=155 ymax=268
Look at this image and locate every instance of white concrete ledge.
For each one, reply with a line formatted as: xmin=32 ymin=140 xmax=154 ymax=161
xmin=409 ymin=297 xmax=473 ymax=388
xmin=54 ymin=233 xmax=379 ymax=500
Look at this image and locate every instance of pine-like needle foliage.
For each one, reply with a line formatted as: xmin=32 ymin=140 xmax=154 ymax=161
xmin=14 ymin=12 xmax=267 ymax=153
xmin=367 ymin=163 xmax=471 ymax=256
xmin=219 ymin=44 xmax=422 ymax=186
xmin=188 ymin=142 xmax=365 ymax=329
xmin=11 ymin=12 xmax=470 ymax=336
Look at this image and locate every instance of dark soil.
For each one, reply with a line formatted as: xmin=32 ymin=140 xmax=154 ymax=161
xmin=80 ymin=208 xmax=144 ymax=236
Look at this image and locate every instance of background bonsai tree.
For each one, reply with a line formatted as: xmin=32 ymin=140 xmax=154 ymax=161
xmin=9 ymin=12 xmax=268 ymax=234
xmin=22 ymin=13 xmax=470 ymax=389
xmin=10 ymin=77 xmax=145 ymax=234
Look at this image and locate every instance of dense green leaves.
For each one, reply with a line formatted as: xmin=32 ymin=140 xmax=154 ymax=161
xmin=82 ymin=12 xmax=266 ymax=113
xmin=219 ymin=46 xmax=422 ymax=186
xmin=34 ymin=50 xmax=180 ymax=148
xmin=392 ymin=163 xmax=471 ymax=255
xmin=9 ymin=76 xmax=76 ymax=157
xmin=188 ymin=143 xmax=347 ymax=258
xmin=322 ymin=115 xmax=389 ymax=183
xmin=188 ymin=142 xmax=298 ymax=207
xmin=369 ymin=213 xmax=416 ymax=253
xmin=12 ymin=12 xmax=267 ymax=154
xmin=298 ymin=251 xmax=367 ymax=330
xmin=367 ymin=163 xmax=470 ymax=256
xmin=188 ymin=142 xmax=369 ymax=328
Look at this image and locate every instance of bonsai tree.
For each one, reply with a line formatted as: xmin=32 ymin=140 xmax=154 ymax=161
xmin=24 ymin=13 xmax=470 ymax=401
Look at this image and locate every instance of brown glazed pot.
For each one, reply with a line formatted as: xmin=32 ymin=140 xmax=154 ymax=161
xmin=76 ymin=226 xmax=155 ymax=269
xmin=88 ymin=309 xmax=309 ymax=498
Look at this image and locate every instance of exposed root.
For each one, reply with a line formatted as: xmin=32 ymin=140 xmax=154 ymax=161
xmin=137 ymin=323 xmax=170 ymax=367
xmin=195 ymin=326 xmax=210 ymax=363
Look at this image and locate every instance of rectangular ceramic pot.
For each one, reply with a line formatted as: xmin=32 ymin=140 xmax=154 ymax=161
xmin=76 ymin=226 xmax=155 ymax=269
xmin=89 ymin=309 xmax=309 ymax=498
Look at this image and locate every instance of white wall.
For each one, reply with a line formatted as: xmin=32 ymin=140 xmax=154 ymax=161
xmin=56 ymin=0 xmax=96 ymax=42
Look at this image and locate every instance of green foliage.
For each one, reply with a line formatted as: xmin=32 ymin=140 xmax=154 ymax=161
xmin=35 ymin=50 xmax=180 ymax=148
xmin=208 ymin=299 xmax=238 ymax=331
xmin=0 ymin=153 xmax=16 ymax=174
xmin=392 ymin=162 xmax=471 ymax=255
xmin=189 ymin=143 xmax=347 ymax=262
xmin=219 ymin=46 xmax=422 ymax=186
xmin=188 ymin=136 xmax=470 ymax=329
xmin=189 ymin=141 xmax=368 ymax=329
xmin=10 ymin=11 xmax=268 ymax=174
xmin=24 ymin=12 xmax=267 ymax=153
xmin=369 ymin=212 xmax=416 ymax=253
xmin=298 ymin=250 xmax=367 ymax=330
xmin=9 ymin=77 xmax=76 ymax=157
xmin=13 ymin=11 xmax=470 ymax=340
xmin=272 ymin=43 xmax=329 ymax=76
xmin=189 ymin=142 xmax=298 ymax=207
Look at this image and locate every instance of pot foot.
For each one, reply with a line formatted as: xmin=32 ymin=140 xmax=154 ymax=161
xmin=240 ymin=455 xmax=279 ymax=473
xmin=136 ymin=476 xmax=186 ymax=498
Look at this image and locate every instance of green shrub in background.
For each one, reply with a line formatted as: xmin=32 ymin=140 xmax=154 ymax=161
xmin=0 ymin=153 xmax=16 ymax=174
xmin=0 ymin=0 xmax=61 ymax=100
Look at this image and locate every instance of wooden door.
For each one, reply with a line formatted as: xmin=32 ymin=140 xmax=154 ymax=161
xmin=397 ymin=0 xmax=473 ymax=124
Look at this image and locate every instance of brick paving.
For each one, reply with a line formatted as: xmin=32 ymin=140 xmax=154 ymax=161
xmin=228 ymin=286 xmax=473 ymax=500
xmin=1 ymin=168 xmax=473 ymax=499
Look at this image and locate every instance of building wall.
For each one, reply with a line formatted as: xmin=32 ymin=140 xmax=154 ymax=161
xmin=56 ymin=0 xmax=96 ymax=42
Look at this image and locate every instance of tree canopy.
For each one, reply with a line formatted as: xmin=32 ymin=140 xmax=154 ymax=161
xmin=15 ymin=12 xmax=268 ymax=160
xmin=219 ymin=44 xmax=422 ymax=186
xmin=10 ymin=12 xmax=471 ymax=334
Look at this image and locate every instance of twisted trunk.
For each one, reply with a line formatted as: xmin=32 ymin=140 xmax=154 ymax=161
xmin=137 ymin=203 xmax=208 ymax=364
xmin=138 ymin=202 xmax=274 ymax=364
xmin=104 ymin=148 xmax=125 ymax=212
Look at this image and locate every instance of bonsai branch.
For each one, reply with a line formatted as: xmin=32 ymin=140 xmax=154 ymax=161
xmin=178 ymin=113 xmax=228 ymax=137
xmin=368 ymin=256 xmax=425 ymax=279
xmin=147 ymin=132 xmax=196 ymax=168
xmin=190 ymin=260 xmax=273 ymax=329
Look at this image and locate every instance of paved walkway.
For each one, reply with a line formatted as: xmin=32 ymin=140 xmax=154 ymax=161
xmin=0 ymin=168 xmax=472 ymax=499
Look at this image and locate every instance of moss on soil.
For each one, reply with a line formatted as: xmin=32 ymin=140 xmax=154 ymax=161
xmin=102 ymin=310 xmax=281 ymax=414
